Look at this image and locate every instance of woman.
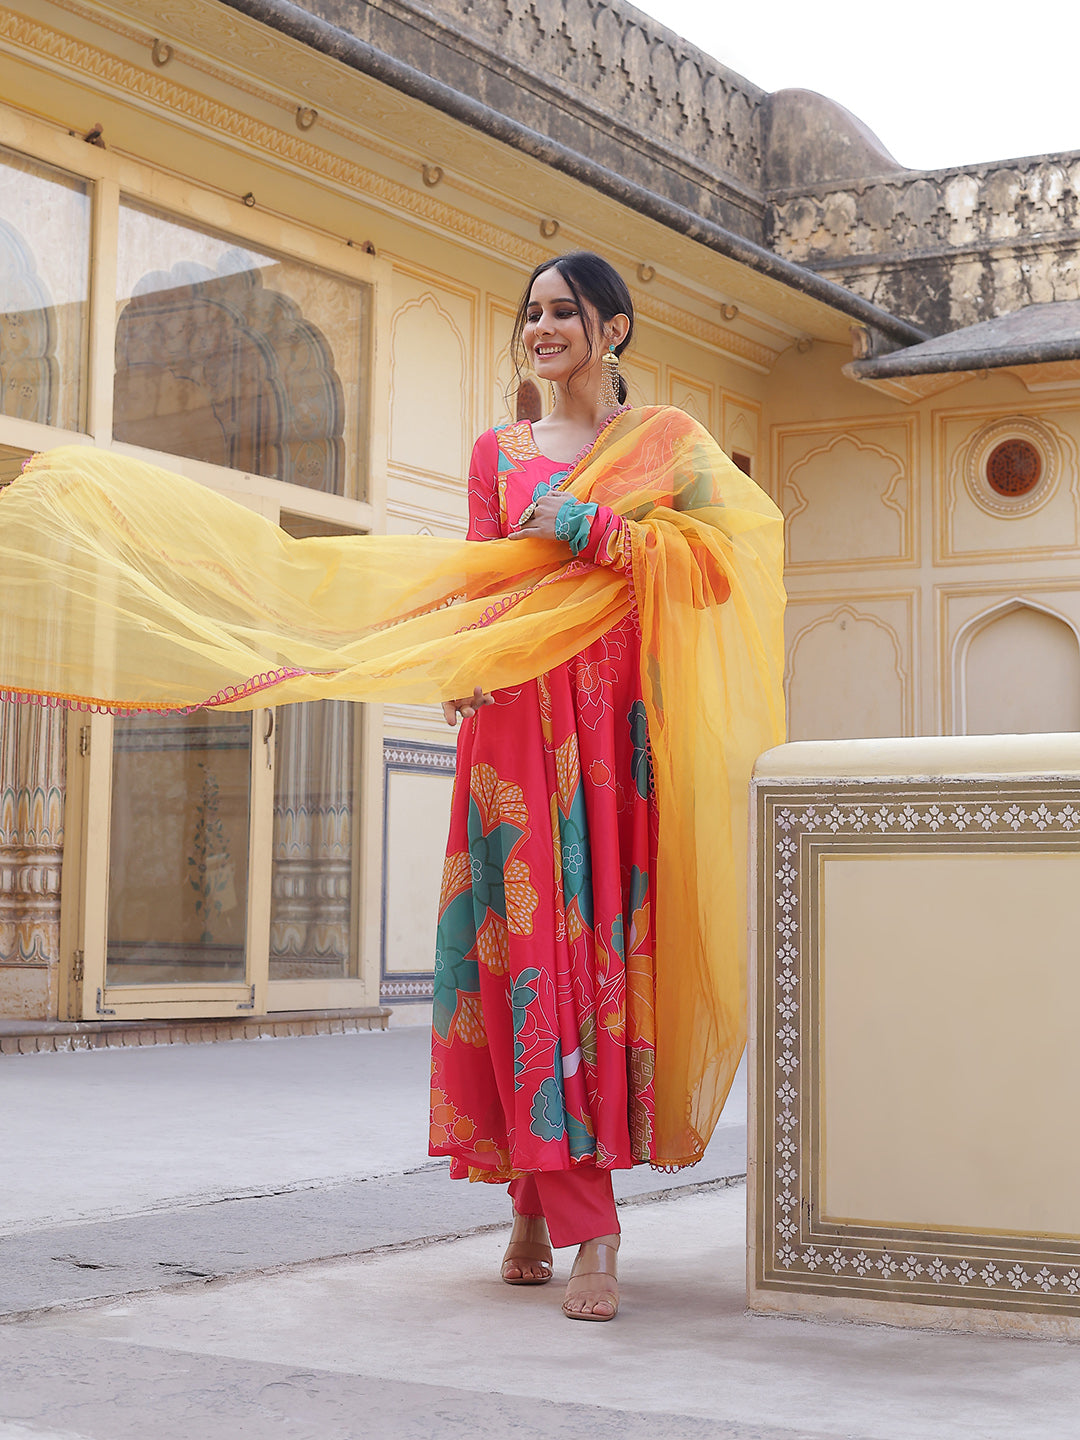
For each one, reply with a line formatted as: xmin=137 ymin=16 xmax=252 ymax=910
xmin=1 ymin=254 xmax=784 ymax=1325
xmin=429 ymin=252 xmax=782 ymax=1321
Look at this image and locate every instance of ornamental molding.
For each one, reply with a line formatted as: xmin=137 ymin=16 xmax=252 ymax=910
xmin=380 ymin=977 xmax=434 ymax=999
xmin=383 ymin=742 xmax=456 ymax=772
xmin=755 ymin=778 xmax=1080 ymax=1319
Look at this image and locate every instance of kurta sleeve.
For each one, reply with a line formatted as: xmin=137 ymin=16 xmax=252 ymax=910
xmin=466 ymin=430 xmax=502 ymax=541
xmin=554 ymin=499 xmax=631 ymax=575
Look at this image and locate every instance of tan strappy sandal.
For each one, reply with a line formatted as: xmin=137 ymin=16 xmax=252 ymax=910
xmin=501 ymin=1214 xmax=554 ymax=1286
xmin=562 ymin=1238 xmax=619 ymax=1321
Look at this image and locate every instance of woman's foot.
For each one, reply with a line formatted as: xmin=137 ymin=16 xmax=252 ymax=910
xmin=562 ymin=1233 xmax=620 ymax=1320
xmin=501 ymin=1212 xmax=553 ymax=1285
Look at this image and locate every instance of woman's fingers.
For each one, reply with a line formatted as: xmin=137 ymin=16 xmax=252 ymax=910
xmin=442 ymin=687 xmax=494 ymax=725
xmin=509 ymin=491 xmax=565 ymax=540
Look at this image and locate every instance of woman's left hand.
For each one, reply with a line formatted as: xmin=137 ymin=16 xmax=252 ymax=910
xmin=508 ymin=491 xmax=567 ymax=541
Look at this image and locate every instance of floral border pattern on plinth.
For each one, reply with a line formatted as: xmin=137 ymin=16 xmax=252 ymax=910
xmin=758 ymin=778 xmax=1080 ymax=1314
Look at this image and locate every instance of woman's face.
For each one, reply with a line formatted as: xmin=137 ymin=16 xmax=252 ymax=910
xmin=523 ymin=268 xmax=600 ymax=392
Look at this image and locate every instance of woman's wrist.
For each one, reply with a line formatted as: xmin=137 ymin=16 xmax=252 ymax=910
xmin=554 ymin=497 xmax=599 ymax=554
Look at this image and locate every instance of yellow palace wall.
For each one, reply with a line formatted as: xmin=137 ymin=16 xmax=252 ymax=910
xmin=764 ymin=347 xmax=1080 ymax=747
xmin=1 ymin=0 xmax=1074 ymax=1024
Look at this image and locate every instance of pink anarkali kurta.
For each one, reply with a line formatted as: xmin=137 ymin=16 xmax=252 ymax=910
xmin=429 ymin=416 xmax=660 ymax=1183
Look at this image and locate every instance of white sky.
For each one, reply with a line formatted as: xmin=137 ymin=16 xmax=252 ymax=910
xmin=633 ymin=0 xmax=1080 ymax=172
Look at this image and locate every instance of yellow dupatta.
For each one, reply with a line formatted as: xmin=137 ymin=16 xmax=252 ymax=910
xmin=0 ymin=405 xmax=785 ymax=1166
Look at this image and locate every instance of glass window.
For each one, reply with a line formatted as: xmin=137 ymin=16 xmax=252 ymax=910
xmin=114 ymin=202 xmax=368 ymax=497
xmin=106 ymin=712 xmax=252 ymax=985
xmin=270 ymin=700 xmax=359 ymax=980
xmin=0 ymin=146 xmax=90 ymax=432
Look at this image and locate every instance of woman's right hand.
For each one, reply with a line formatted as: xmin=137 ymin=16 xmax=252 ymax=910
xmin=442 ymin=686 xmax=493 ymax=726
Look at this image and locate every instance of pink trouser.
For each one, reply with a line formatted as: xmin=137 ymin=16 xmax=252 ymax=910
xmin=507 ymin=1167 xmax=620 ymax=1249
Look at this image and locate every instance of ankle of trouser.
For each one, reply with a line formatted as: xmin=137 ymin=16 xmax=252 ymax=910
xmin=534 ymin=1167 xmax=619 ymax=1249
xmin=507 ymin=1174 xmax=543 ymax=1216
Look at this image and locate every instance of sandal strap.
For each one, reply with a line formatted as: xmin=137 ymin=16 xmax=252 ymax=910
xmin=503 ymin=1241 xmax=553 ymax=1265
xmin=569 ymin=1241 xmax=618 ymax=1280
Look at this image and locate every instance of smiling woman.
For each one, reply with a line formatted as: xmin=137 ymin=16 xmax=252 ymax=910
xmin=430 ymin=250 xmax=784 ymax=1323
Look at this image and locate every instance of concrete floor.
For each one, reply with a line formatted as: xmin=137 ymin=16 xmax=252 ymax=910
xmin=1 ymin=1028 xmax=433 ymax=1233
xmin=3 ymin=1026 xmax=1079 ymax=1439
xmin=1 ymin=1027 xmax=745 ymax=1236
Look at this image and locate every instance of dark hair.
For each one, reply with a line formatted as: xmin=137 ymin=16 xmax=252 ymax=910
xmin=511 ymin=251 xmax=634 ymax=404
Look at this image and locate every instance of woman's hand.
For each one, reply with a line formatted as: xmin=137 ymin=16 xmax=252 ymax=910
xmin=508 ymin=490 xmax=567 ymax=541
xmin=442 ymin=686 xmax=494 ymax=726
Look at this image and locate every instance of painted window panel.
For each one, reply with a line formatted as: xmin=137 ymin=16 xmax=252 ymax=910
xmin=270 ymin=699 xmax=358 ymax=981
xmin=106 ymin=713 xmax=251 ymax=985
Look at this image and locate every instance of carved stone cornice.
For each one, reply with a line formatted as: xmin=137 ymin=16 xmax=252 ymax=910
xmin=299 ymin=0 xmax=768 ymax=237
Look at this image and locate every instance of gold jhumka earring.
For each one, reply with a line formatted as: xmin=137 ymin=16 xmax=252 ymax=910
xmin=599 ymin=344 xmax=621 ymax=409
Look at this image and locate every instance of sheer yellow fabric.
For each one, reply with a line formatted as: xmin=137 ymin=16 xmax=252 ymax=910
xmin=0 ymin=406 xmax=785 ymax=1165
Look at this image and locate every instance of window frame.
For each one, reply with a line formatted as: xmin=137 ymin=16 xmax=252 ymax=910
xmin=0 ymin=111 xmax=391 ymax=1018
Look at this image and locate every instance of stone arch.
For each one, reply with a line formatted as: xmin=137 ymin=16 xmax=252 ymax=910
xmin=113 ymin=256 xmax=345 ymax=492
xmin=955 ymin=599 xmax=1080 ymax=735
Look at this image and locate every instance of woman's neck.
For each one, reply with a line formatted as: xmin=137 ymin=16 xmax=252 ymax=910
xmin=530 ymin=386 xmax=623 ymax=463
xmin=552 ymin=385 xmax=618 ymax=429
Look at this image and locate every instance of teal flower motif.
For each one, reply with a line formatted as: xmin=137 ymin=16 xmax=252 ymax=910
xmin=468 ymin=824 xmax=508 ymax=920
xmin=432 ymin=889 xmax=480 ymax=1041
xmin=628 ymin=865 xmax=649 ymax=915
xmin=629 ymin=700 xmax=652 ymax=800
xmin=610 ymin=913 xmax=625 ymax=964
xmin=511 ymin=968 xmax=540 ymax=1087
xmin=530 ymin=1044 xmax=566 ymax=1141
xmin=531 ymin=1079 xmax=566 ymax=1141
xmin=511 ymin=967 xmax=540 ymax=1035
xmin=557 ymin=781 xmax=593 ymax=927
xmin=512 ymin=973 xmax=541 ymax=1082
xmin=466 ymin=795 xmax=525 ymax=930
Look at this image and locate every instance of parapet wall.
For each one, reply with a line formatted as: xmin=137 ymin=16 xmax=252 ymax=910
xmin=769 ymin=154 xmax=1080 ymax=333
xmin=304 ymin=0 xmax=768 ymax=237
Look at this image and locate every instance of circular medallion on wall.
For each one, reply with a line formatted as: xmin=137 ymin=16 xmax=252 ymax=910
xmin=964 ymin=417 xmax=1059 ymax=518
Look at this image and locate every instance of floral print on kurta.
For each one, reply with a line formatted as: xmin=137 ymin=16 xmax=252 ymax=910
xmin=430 ymin=419 xmax=660 ymax=1183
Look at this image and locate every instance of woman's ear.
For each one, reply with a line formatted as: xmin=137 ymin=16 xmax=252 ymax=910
xmin=605 ymin=313 xmax=631 ymax=348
